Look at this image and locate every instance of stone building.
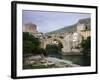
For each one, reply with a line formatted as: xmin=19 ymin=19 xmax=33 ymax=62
xmin=77 ymin=23 xmax=86 ymax=32
xmin=23 ymin=23 xmax=43 ymax=38
xmin=72 ymin=32 xmax=82 ymax=48
xmin=77 ymin=23 xmax=90 ymax=39
xmin=63 ymin=33 xmax=73 ymax=52
xmin=79 ymin=31 xmax=90 ymax=39
xmin=23 ymin=23 xmax=37 ymax=34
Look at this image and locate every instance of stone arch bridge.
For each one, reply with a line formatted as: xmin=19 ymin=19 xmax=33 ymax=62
xmin=40 ymin=33 xmax=82 ymax=53
xmin=41 ymin=36 xmax=72 ymax=52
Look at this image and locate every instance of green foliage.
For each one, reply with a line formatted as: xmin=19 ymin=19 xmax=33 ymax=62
xmin=46 ymin=44 xmax=59 ymax=53
xmin=45 ymin=44 xmax=62 ymax=58
xmin=58 ymin=42 xmax=63 ymax=50
xmin=23 ymin=32 xmax=48 ymax=56
xmin=46 ymin=43 xmax=62 ymax=54
xmin=23 ymin=32 xmax=40 ymax=46
xmin=81 ymin=36 xmax=91 ymax=49
xmin=36 ymin=48 xmax=47 ymax=56
xmin=23 ymin=32 xmax=41 ymax=54
xmin=80 ymin=36 xmax=91 ymax=54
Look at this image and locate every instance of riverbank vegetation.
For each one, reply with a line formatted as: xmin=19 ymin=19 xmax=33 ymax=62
xmin=23 ymin=32 xmax=65 ymax=69
xmin=80 ymin=36 xmax=91 ymax=55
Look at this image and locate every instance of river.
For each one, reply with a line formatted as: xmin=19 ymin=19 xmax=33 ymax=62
xmin=48 ymin=52 xmax=90 ymax=66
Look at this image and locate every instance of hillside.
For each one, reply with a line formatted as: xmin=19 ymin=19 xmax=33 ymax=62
xmin=45 ymin=18 xmax=90 ymax=35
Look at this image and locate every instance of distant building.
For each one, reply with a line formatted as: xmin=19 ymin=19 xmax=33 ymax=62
xmin=77 ymin=23 xmax=86 ymax=32
xmin=64 ymin=33 xmax=73 ymax=52
xmin=72 ymin=32 xmax=82 ymax=48
xmin=78 ymin=31 xmax=90 ymax=39
xmin=23 ymin=23 xmax=43 ymax=38
xmin=35 ymin=32 xmax=44 ymax=39
xmin=77 ymin=23 xmax=90 ymax=39
xmin=23 ymin=23 xmax=38 ymax=34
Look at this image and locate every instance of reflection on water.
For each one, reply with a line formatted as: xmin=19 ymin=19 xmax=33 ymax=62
xmin=48 ymin=52 xmax=91 ymax=66
xmin=62 ymin=55 xmax=90 ymax=66
xmin=48 ymin=52 xmax=62 ymax=59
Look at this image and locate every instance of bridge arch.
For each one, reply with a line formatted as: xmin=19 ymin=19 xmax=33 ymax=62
xmin=43 ymin=37 xmax=66 ymax=52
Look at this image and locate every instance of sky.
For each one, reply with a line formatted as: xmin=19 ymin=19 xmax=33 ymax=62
xmin=22 ymin=10 xmax=90 ymax=33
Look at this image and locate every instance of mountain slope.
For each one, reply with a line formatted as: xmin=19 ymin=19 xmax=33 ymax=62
xmin=46 ymin=18 xmax=90 ymax=35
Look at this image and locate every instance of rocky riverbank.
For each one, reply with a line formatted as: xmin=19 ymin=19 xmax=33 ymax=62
xmin=23 ymin=55 xmax=80 ymax=69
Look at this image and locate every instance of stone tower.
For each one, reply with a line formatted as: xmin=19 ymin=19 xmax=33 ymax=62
xmin=77 ymin=23 xmax=86 ymax=32
xmin=23 ymin=23 xmax=37 ymax=34
xmin=77 ymin=23 xmax=90 ymax=39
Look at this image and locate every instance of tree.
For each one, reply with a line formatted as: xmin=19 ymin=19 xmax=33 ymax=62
xmin=37 ymin=48 xmax=47 ymax=58
xmin=23 ymin=32 xmax=41 ymax=54
xmin=58 ymin=42 xmax=63 ymax=51
xmin=39 ymin=48 xmax=47 ymax=56
xmin=45 ymin=44 xmax=62 ymax=58
xmin=80 ymin=36 xmax=91 ymax=55
xmin=80 ymin=36 xmax=91 ymax=66
xmin=34 ymin=48 xmax=46 ymax=55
